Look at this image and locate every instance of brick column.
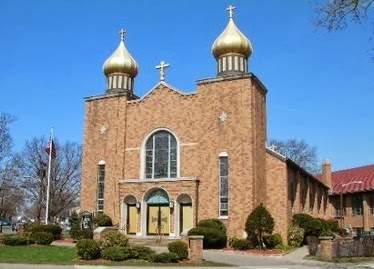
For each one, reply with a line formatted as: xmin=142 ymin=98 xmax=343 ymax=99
xmin=320 ymin=239 xmax=333 ymax=260
xmin=188 ymin=235 xmax=204 ymax=262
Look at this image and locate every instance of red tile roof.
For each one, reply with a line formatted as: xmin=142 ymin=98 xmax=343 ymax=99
xmin=330 ymin=164 xmax=374 ymax=195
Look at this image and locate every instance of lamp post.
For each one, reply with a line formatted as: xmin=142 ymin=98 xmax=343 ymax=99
xmin=340 ymin=181 xmax=363 ymax=229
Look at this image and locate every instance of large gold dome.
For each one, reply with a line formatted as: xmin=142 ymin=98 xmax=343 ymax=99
xmin=103 ymin=36 xmax=138 ymax=78
xmin=211 ymin=16 xmax=252 ymax=59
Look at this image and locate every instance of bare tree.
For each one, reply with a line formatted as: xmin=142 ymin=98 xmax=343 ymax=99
xmin=268 ymin=138 xmax=320 ymax=174
xmin=312 ymin=0 xmax=373 ymax=59
xmin=15 ymin=137 xmax=81 ymax=223
xmin=0 ymin=113 xmax=15 ymax=163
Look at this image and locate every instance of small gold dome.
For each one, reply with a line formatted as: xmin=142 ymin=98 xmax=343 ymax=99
xmin=211 ymin=10 xmax=252 ymax=59
xmin=103 ymin=30 xmax=138 ymax=77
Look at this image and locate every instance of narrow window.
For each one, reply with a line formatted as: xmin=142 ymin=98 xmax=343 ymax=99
xmin=352 ymin=193 xmax=363 ymax=216
xmin=219 ymin=156 xmax=228 ymax=216
xmin=97 ymin=164 xmax=105 ymax=213
xmin=145 ymin=131 xmax=177 ymax=179
xmin=370 ymin=193 xmax=374 ymax=214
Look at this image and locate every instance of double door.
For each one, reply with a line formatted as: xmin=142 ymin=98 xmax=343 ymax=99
xmin=147 ymin=205 xmax=170 ymax=235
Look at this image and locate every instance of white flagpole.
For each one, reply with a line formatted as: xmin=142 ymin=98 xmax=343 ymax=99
xmin=45 ymin=127 xmax=53 ymax=225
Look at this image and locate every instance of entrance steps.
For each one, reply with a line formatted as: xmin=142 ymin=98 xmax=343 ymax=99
xmin=128 ymin=236 xmax=180 ymax=247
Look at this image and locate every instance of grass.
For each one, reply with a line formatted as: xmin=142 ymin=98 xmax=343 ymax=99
xmin=0 ymin=246 xmax=77 ymax=264
xmin=0 ymin=246 xmax=230 ymax=266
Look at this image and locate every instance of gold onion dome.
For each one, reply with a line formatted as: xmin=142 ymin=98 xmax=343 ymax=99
xmin=212 ymin=6 xmax=252 ymax=59
xmin=103 ymin=29 xmax=138 ymax=78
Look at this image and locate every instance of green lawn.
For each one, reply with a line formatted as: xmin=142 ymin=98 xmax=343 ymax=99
xmin=0 ymin=246 xmax=230 ymax=266
xmin=0 ymin=246 xmax=77 ymax=264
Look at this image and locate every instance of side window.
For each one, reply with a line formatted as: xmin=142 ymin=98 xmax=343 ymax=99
xmin=219 ymin=155 xmax=228 ymax=217
xmin=97 ymin=163 xmax=105 ymax=213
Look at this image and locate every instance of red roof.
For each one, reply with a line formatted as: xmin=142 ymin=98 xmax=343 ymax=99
xmin=331 ymin=164 xmax=374 ymax=195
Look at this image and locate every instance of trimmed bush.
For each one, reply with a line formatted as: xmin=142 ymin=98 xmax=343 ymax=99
xmin=102 ymin=246 xmax=129 ymax=261
xmin=288 ymin=226 xmax=305 ymax=247
xmin=197 ymin=219 xmax=227 ymax=234
xmin=100 ymin=231 xmax=129 ymax=250
xmin=76 ymin=239 xmax=101 ymax=260
xmin=229 ymin=237 xmax=252 ymax=250
xmin=31 ymin=225 xmax=62 ymax=240
xmin=168 ymin=240 xmax=188 ymax=260
xmin=3 ymin=235 xmax=28 ymax=246
xmin=129 ymin=245 xmax=155 ymax=260
xmin=263 ymin=233 xmax=282 ymax=249
xmin=245 ymin=203 xmax=274 ymax=249
xmin=70 ymin=229 xmax=93 ymax=240
xmin=93 ymin=214 xmax=112 ymax=227
xmin=188 ymin=227 xmax=226 ymax=249
xmin=151 ymin=252 xmax=179 ymax=263
xmin=34 ymin=232 xmax=54 ymax=245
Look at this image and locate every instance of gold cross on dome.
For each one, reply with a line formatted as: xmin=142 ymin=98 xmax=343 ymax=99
xmin=155 ymin=60 xmax=170 ymax=81
xmin=226 ymin=5 xmax=235 ymax=18
xmin=119 ymin=28 xmax=126 ymax=41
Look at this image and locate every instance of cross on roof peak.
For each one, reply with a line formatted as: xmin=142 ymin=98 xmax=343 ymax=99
xmin=226 ymin=5 xmax=235 ymax=19
xmin=119 ymin=28 xmax=126 ymax=41
xmin=155 ymin=60 xmax=170 ymax=81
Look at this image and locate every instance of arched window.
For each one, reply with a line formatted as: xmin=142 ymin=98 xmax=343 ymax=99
xmin=145 ymin=131 xmax=177 ymax=179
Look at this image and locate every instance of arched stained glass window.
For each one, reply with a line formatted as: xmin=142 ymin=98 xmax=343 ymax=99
xmin=145 ymin=131 xmax=177 ymax=179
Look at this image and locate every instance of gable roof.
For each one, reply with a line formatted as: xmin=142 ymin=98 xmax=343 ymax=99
xmin=330 ymin=164 xmax=374 ymax=195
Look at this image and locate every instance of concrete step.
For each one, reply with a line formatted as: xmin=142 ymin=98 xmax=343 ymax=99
xmin=128 ymin=236 xmax=180 ymax=247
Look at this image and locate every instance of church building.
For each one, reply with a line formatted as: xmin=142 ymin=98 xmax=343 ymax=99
xmin=80 ymin=6 xmax=331 ymax=242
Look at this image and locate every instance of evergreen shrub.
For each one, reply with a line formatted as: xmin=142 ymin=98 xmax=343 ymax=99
xmin=167 ymin=240 xmax=188 ymax=260
xmin=70 ymin=229 xmax=93 ymax=240
xmin=100 ymin=230 xmax=128 ymax=250
xmin=102 ymin=246 xmax=129 ymax=261
xmin=188 ymin=227 xmax=226 ymax=249
xmin=245 ymin=203 xmax=274 ymax=249
xmin=129 ymin=245 xmax=155 ymax=260
xmin=3 ymin=235 xmax=28 ymax=246
xmin=150 ymin=252 xmax=179 ymax=263
xmin=228 ymin=237 xmax=252 ymax=250
xmin=288 ymin=226 xmax=305 ymax=247
xmin=31 ymin=225 xmax=62 ymax=240
xmin=263 ymin=233 xmax=283 ymax=249
xmin=93 ymin=214 xmax=112 ymax=227
xmin=34 ymin=231 xmax=54 ymax=245
xmin=76 ymin=239 xmax=101 ymax=260
xmin=197 ymin=219 xmax=227 ymax=234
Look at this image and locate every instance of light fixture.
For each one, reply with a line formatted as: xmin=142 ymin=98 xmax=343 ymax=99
xmin=136 ymin=201 xmax=141 ymax=209
xmin=169 ymin=201 xmax=174 ymax=208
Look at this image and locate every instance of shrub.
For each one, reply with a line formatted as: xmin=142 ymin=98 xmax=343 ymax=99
xmin=188 ymin=227 xmax=226 ymax=249
xmin=168 ymin=240 xmax=188 ymax=260
xmin=3 ymin=235 xmax=28 ymax=246
xmin=34 ymin=232 xmax=54 ymax=245
xmin=70 ymin=229 xmax=93 ymax=240
xmin=263 ymin=233 xmax=283 ymax=249
xmin=150 ymin=252 xmax=179 ymax=263
xmin=31 ymin=225 xmax=62 ymax=240
xmin=307 ymin=236 xmax=319 ymax=256
xmin=100 ymin=231 xmax=129 ymax=250
xmin=93 ymin=214 xmax=112 ymax=227
xmin=76 ymin=239 xmax=101 ymax=260
xmin=229 ymin=237 xmax=252 ymax=250
xmin=288 ymin=226 xmax=305 ymax=247
xmin=245 ymin=203 xmax=274 ymax=249
xmin=102 ymin=246 xmax=129 ymax=261
xmin=197 ymin=219 xmax=227 ymax=234
xmin=129 ymin=245 xmax=155 ymax=260
xmin=69 ymin=211 xmax=80 ymax=230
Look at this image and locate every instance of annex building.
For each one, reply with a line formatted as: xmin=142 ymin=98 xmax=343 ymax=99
xmin=80 ymin=6 xmax=331 ymax=242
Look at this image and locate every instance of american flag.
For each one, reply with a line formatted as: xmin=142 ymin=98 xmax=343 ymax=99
xmin=45 ymin=136 xmax=56 ymax=159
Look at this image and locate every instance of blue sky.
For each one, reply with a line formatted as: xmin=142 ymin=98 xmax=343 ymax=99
xmin=0 ymin=0 xmax=373 ymax=171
